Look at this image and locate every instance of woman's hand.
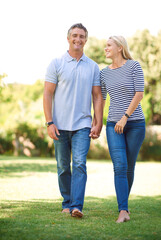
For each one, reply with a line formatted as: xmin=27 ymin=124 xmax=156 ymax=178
xmin=89 ymin=125 xmax=102 ymax=139
xmin=114 ymin=116 xmax=128 ymax=134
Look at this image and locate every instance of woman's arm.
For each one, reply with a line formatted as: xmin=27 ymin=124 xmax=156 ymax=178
xmin=114 ymin=92 xmax=144 ymax=134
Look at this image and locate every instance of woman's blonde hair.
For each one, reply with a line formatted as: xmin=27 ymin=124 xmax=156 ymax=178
xmin=109 ymin=36 xmax=133 ymax=60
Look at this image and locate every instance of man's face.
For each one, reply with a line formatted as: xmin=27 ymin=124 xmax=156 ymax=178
xmin=67 ymin=28 xmax=87 ymax=52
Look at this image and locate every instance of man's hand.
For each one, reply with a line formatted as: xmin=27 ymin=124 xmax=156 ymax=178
xmin=91 ymin=86 xmax=103 ymax=139
xmin=89 ymin=125 xmax=102 ymax=139
xmin=114 ymin=116 xmax=127 ymax=134
xmin=47 ymin=124 xmax=60 ymax=140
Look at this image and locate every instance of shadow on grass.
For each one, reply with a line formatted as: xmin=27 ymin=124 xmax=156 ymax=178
xmin=0 ymin=163 xmax=57 ymax=177
xmin=0 ymin=196 xmax=161 ymax=240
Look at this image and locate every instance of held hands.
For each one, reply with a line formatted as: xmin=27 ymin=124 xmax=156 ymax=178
xmin=89 ymin=116 xmax=103 ymax=139
xmin=114 ymin=116 xmax=128 ymax=134
xmin=47 ymin=122 xmax=102 ymax=140
xmin=47 ymin=124 xmax=60 ymax=140
xmin=89 ymin=126 xmax=100 ymax=139
xmin=89 ymin=125 xmax=102 ymax=139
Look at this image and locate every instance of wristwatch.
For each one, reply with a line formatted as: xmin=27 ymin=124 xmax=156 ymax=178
xmin=124 ymin=113 xmax=130 ymax=118
xmin=45 ymin=121 xmax=54 ymax=127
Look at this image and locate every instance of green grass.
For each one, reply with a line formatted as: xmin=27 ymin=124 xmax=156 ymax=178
xmin=0 ymin=162 xmax=57 ymax=177
xmin=0 ymin=156 xmax=57 ymax=178
xmin=0 ymin=156 xmax=161 ymax=240
xmin=0 ymin=197 xmax=161 ymax=240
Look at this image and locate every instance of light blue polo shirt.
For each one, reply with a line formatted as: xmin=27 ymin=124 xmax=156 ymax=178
xmin=45 ymin=51 xmax=100 ymax=131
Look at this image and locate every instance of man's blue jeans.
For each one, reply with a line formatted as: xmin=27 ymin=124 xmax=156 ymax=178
xmin=106 ymin=120 xmax=145 ymax=212
xmin=54 ymin=127 xmax=91 ymax=212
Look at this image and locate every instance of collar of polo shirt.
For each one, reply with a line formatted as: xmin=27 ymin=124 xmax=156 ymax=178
xmin=66 ymin=51 xmax=87 ymax=62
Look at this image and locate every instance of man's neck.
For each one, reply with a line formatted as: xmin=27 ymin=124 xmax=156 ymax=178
xmin=68 ymin=50 xmax=84 ymax=61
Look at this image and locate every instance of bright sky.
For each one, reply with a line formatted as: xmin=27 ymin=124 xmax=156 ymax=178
xmin=0 ymin=0 xmax=161 ymax=84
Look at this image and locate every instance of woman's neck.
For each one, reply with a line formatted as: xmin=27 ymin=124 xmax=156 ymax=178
xmin=110 ymin=56 xmax=127 ymax=69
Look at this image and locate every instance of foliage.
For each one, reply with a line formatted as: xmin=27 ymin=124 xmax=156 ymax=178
xmin=128 ymin=30 xmax=161 ymax=124
xmin=139 ymin=127 xmax=161 ymax=161
xmin=0 ymin=135 xmax=13 ymax=155
xmin=0 ymin=30 xmax=161 ymax=159
xmin=85 ymin=31 xmax=161 ymax=125
xmin=88 ymin=142 xmax=110 ymax=159
xmin=0 ymin=73 xmax=8 ymax=102
xmin=140 ymin=93 xmax=152 ymax=124
xmin=0 ymin=80 xmax=45 ymax=128
xmin=24 ymin=79 xmax=44 ymax=102
xmin=0 ymin=80 xmax=53 ymax=157
xmin=103 ymin=95 xmax=110 ymax=125
xmin=85 ymin=37 xmax=107 ymax=64
xmin=0 ymin=123 xmax=53 ymax=157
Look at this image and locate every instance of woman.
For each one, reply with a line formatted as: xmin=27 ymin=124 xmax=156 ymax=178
xmin=100 ymin=36 xmax=145 ymax=223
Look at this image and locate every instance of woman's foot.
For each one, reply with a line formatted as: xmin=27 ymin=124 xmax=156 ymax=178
xmin=62 ymin=208 xmax=70 ymax=213
xmin=116 ymin=210 xmax=130 ymax=223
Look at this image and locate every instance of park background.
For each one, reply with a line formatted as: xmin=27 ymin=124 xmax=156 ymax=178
xmin=0 ymin=0 xmax=161 ymax=160
xmin=0 ymin=0 xmax=161 ymax=239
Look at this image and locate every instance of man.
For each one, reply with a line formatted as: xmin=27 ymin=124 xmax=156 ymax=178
xmin=43 ymin=23 xmax=103 ymax=218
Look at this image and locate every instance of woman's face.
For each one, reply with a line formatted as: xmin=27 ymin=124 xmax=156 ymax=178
xmin=104 ymin=39 xmax=121 ymax=59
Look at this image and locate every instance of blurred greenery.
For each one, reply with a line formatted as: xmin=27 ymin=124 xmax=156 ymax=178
xmin=0 ymin=30 xmax=161 ymax=160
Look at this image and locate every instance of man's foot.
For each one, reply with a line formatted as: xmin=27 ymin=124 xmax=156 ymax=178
xmin=62 ymin=208 xmax=70 ymax=213
xmin=116 ymin=210 xmax=130 ymax=223
xmin=71 ymin=209 xmax=83 ymax=218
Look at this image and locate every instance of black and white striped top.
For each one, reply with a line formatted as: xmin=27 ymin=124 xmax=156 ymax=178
xmin=100 ymin=60 xmax=145 ymax=122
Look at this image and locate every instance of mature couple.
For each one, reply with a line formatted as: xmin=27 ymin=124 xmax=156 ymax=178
xmin=43 ymin=23 xmax=145 ymax=223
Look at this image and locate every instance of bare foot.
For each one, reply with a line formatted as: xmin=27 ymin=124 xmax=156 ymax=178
xmin=62 ymin=208 xmax=70 ymax=213
xmin=71 ymin=209 xmax=83 ymax=218
xmin=116 ymin=210 xmax=130 ymax=223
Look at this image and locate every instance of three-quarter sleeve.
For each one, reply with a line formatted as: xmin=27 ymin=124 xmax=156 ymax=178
xmin=133 ymin=61 xmax=144 ymax=92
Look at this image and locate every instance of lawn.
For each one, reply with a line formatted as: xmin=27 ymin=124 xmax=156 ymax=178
xmin=0 ymin=156 xmax=161 ymax=240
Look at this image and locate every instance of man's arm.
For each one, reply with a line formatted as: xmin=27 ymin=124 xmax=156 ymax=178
xmin=90 ymin=86 xmax=103 ymax=139
xmin=43 ymin=81 xmax=60 ymax=140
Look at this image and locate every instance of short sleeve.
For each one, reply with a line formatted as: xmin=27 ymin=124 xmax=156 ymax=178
xmin=100 ymin=70 xmax=107 ymax=100
xmin=93 ymin=64 xmax=100 ymax=86
xmin=45 ymin=59 xmax=58 ymax=84
xmin=133 ymin=61 xmax=144 ymax=92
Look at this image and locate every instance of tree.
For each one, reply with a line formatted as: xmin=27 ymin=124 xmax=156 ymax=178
xmin=85 ymin=32 xmax=161 ymax=124
xmin=128 ymin=30 xmax=161 ymax=124
xmin=0 ymin=73 xmax=8 ymax=102
xmin=85 ymin=37 xmax=108 ymax=65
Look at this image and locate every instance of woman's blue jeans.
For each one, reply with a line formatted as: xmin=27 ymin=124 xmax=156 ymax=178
xmin=54 ymin=127 xmax=91 ymax=212
xmin=106 ymin=120 xmax=145 ymax=212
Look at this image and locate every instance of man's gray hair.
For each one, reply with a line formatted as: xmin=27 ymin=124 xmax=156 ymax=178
xmin=67 ymin=23 xmax=88 ymax=39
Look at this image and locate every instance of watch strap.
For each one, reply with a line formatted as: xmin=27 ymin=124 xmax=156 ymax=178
xmin=45 ymin=121 xmax=54 ymax=127
xmin=125 ymin=113 xmax=130 ymax=118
